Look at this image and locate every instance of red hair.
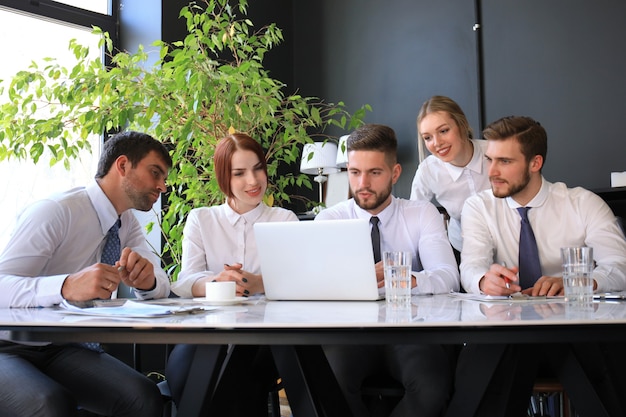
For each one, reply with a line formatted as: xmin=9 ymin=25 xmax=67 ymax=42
xmin=213 ymin=133 xmax=268 ymax=198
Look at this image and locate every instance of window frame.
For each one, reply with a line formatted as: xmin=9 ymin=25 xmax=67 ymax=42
xmin=0 ymin=0 xmax=118 ymax=44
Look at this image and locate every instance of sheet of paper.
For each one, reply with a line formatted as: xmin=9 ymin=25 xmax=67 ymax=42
xmin=59 ymin=300 xmax=215 ymax=317
xmin=448 ymin=292 xmax=564 ymax=303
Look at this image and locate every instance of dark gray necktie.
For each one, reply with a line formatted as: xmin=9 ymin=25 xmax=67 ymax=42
xmin=517 ymin=207 xmax=542 ymax=289
xmin=103 ymin=219 xmax=133 ymax=298
xmin=77 ymin=219 xmax=122 ymax=353
xmin=101 ymin=219 xmax=121 ymax=266
xmin=370 ymin=216 xmax=381 ymax=263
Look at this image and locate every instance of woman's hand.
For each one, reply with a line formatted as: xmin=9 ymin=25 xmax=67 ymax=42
xmin=223 ymin=263 xmax=263 ymax=296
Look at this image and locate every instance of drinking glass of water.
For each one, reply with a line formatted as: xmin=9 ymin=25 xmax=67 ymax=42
xmin=560 ymin=246 xmax=593 ymax=304
xmin=383 ymin=251 xmax=412 ymax=306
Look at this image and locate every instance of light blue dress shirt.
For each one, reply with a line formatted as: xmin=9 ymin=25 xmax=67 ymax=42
xmin=0 ymin=181 xmax=170 ymax=307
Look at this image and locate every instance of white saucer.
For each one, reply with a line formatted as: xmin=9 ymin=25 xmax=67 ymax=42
xmin=192 ymin=297 xmax=247 ymax=306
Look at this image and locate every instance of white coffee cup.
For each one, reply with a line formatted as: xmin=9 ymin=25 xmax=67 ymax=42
xmin=205 ymin=281 xmax=236 ymax=302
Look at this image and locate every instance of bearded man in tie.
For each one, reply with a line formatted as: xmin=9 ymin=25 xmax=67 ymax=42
xmin=315 ymin=124 xmax=459 ymax=417
xmin=0 ymin=131 xmax=171 ymax=417
xmin=458 ymin=116 xmax=626 ymax=416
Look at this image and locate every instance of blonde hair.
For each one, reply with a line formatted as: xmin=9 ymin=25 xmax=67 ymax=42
xmin=416 ymin=95 xmax=472 ymax=162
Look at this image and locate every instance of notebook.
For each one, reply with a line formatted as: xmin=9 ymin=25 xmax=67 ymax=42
xmin=254 ymin=219 xmax=383 ymax=301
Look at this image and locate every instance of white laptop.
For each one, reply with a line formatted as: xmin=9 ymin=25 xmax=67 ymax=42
xmin=254 ymin=219 xmax=383 ymax=301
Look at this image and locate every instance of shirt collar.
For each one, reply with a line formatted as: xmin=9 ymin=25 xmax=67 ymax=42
xmin=223 ymin=201 xmax=266 ymax=225
xmin=506 ymin=176 xmax=549 ymax=209
xmin=443 ymin=140 xmax=485 ymax=181
xmin=87 ymin=181 xmax=119 ymax=234
xmin=352 ymin=196 xmax=396 ymax=226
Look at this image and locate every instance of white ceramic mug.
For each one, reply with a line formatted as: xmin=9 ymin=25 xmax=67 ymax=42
xmin=205 ymin=281 xmax=236 ymax=302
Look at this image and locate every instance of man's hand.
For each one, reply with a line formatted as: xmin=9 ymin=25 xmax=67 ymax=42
xmin=479 ymin=263 xmax=521 ymax=296
xmin=375 ymin=261 xmax=384 ymax=288
xmin=117 ymin=247 xmax=156 ymax=291
xmin=376 ymin=261 xmax=417 ymax=289
xmin=61 ymin=264 xmax=121 ymax=301
xmin=524 ymin=276 xmax=563 ymax=297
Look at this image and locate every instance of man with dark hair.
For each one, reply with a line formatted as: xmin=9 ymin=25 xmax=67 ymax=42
xmin=0 ymin=130 xmax=171 ymax=416
xmin=316 ymin=123 xmax=459 ymax=417
xmin=459 ymin=116 xmax=626 ymax=416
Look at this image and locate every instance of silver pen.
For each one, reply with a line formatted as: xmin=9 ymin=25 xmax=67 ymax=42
xmin=501 ymin=262 xmax=511 ymax=289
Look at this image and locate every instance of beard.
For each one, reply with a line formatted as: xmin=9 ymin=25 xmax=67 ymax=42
xmin=122 ymin=177 xmax=158 ymax=212
xmin=353 ymin=183 xmax=393 ymax=211
xmin=491 ymin=169 xmax=531 ymax=199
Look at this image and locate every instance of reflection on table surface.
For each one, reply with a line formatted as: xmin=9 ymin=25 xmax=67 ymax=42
xmin=1 ymin=294 xmax=626 ymax=328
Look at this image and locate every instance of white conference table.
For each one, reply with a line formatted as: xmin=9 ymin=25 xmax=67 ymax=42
xmin=2 ymin=294 xmax=626 ymax=417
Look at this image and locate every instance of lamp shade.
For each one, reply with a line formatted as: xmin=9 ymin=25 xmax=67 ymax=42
xmin=300 ymin=142 xmax=340 ymax=175
xmin=336 ymin=135 xmax=350 ymax=168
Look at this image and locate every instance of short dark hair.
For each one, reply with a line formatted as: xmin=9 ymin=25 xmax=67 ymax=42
xmin=95 ymin=131 xmax=172 ymax=179
xmin=482 ymin=116 xmax=548 ymax=166
xmin=213 ymin=133 xmax=268 ymax=198
xmin=347 ymin=124 xmax=398 ymax=166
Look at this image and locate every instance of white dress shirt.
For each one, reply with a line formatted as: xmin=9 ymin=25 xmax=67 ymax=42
xmin=0 ymin=181 xmax=170 ymax=308
xmin=315 ymin=197 xmax=459 ymax=294
xmin=171 ymin=202 xmax=298 ymax=298
xmin=410 ymin=139 xmax=490 ymax=251
xmin=460 ymin=178 xmax=626 ymax=294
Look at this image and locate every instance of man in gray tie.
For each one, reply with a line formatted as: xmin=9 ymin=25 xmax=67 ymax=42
xmin=458 ymin=116 xmax=626 ymax=416
xmin=461 ymin=116 xmax=626 ymax=296
xmin=315 ymin=124 xmax=459 ymax=417
xmin=0 ymin=131 xmax=172 ymax=416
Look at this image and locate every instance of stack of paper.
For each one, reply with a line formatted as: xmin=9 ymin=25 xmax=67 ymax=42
xmin=59 ymin=300 xmax=213 ymax=317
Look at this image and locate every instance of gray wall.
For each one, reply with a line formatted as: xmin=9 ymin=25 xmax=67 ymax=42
xmin=292 ymin=0 xmax=626 ymax=195
xmin=293 ymin=0 xmax=480 ymax=197
xmin=160 ymin=0 xmax=626 ymax=201
xmin=480 ymin=0 xmax=626 ymax=190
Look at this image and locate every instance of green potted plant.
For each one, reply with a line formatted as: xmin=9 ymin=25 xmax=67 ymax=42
xmin=0 ymin=0 xmax=369 ymax=280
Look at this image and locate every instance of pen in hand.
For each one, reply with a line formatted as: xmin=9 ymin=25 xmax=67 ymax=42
xmin=501 ymin=262 xmax=512 ymax=289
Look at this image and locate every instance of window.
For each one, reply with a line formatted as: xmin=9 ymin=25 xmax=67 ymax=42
xmin=52 ymin=0 xmax=110 ymax=14
xmin=0 ymin=1 xmax=115 ymax=250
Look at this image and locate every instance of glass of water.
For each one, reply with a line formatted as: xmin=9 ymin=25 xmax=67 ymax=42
xmin=383 ymin=251 xmax=412 ymax=306
xmin=560 ymin=246 xmax=594 ymax=304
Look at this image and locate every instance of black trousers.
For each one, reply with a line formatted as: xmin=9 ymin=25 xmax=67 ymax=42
xmin=166 ymin=344 xmax=278 ymax=417
xmin=455 ymin=343 xmax=626 ymax=417
xmin=324 ymin=344 xmax=456 ymax=417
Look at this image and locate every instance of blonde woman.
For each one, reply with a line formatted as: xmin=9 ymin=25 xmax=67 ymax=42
xmin=410 ymin=95 xmax=490 ymax=252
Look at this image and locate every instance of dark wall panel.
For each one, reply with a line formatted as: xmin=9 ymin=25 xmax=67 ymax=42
xmin=160 ymin=1 xmax=626 ymax=200
xmin=481 ymin=0 xmax=626 ymax=189
xmin=293 ymin=0 xmax=480 ymax=197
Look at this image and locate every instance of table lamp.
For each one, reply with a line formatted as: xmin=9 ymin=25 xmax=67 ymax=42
xmin=300 ymin=142 xmax=339 ymax=204
xmin=336 ymin=134 xmax=350 ymax=168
